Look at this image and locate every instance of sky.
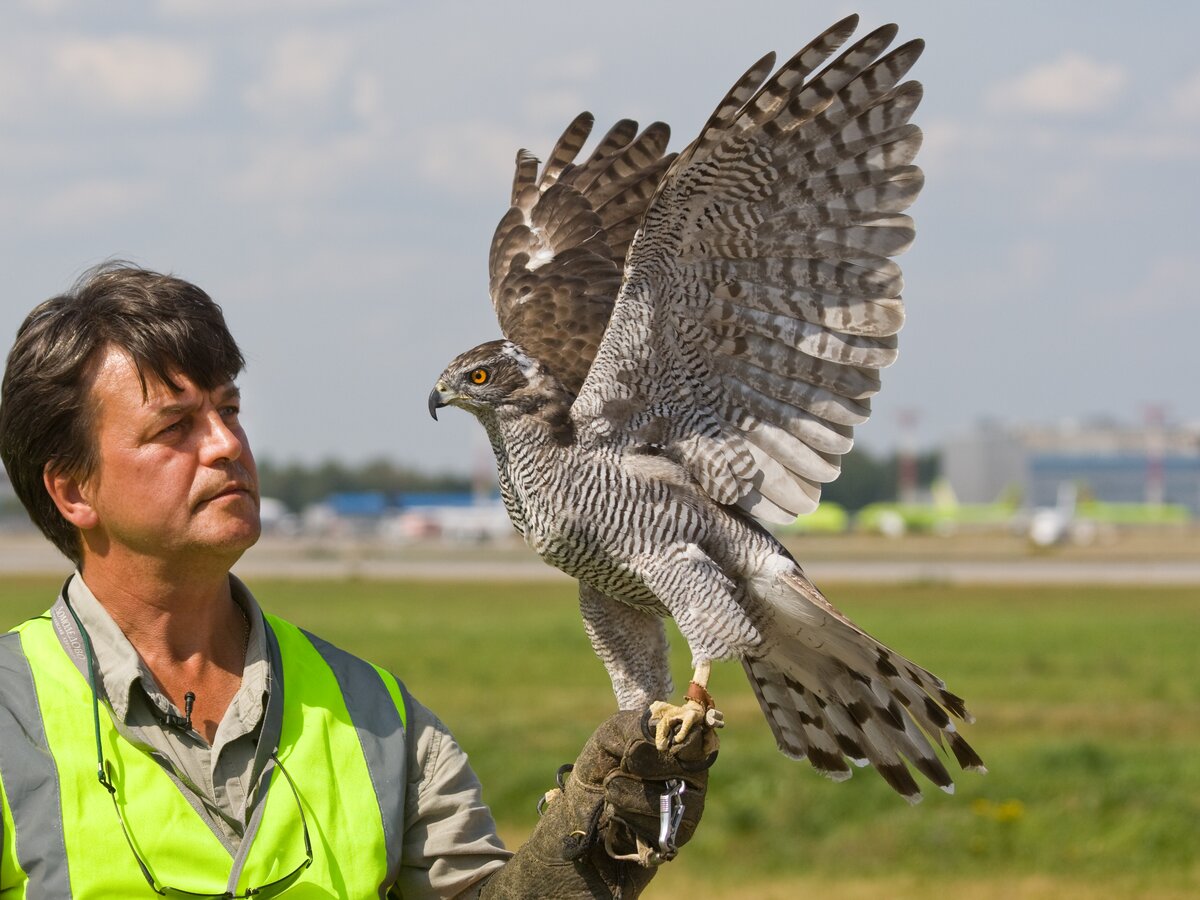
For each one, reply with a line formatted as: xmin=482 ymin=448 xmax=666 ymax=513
xmin=1 ymin=1 xmax=1197 ymax=477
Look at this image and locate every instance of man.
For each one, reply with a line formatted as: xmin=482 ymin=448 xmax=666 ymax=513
xmin=0 ymin=264 xmax=711 ymax=898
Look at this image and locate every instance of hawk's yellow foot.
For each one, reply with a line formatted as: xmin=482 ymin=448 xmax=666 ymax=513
xmin=649 ymin=663 xmax=724 ymax=751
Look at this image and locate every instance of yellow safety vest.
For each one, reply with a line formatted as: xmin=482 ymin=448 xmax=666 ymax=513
xmin=0 ymin=611 xmax=409 ymax=898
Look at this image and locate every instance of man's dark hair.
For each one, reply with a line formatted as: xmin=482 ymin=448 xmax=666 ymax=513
xmin=0 ymin=263 xmax=246 ymax=564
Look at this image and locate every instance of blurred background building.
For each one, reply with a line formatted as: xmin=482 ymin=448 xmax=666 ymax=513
xmin=944 ymin=417 xmax=1200 ymax=514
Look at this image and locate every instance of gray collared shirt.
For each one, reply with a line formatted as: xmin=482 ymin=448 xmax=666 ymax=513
xmin=53 ymin=572 xmax=275 ymax=850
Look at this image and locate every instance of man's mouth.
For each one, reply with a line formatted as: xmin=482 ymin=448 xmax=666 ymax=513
xmin=199 ymin=482 xmax=256 ymax=505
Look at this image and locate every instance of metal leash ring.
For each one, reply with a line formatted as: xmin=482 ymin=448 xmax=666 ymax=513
xmin=536 ymin=763 xmax=575 ymax=816
xmin=657 ymin=779 xmax=686 ymax=857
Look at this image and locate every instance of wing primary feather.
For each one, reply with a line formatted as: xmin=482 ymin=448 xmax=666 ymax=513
xmin=589 ymin=157 xmax=674 ymax=211
xmin=733 ymin=410 xmax=843 ymax=481
xmin=584 ymin=122 xmax=671 ymax=191
xmin=687 ymin=51 xmax=777 ymax=162
xmin=539 ymin=112 xmax=595 ymax=189
xmin=797 ymin=87 xmax=924 ymax=177
xmin=707 ymin=310 xmax=899 ymax=369
xmin=797 ymin=40 xmax=925 ymax=142
xmin=715 ymin=357 xmax=871 ymax=426
xmin=782 ymin=23 xmax=900 ymax=121
xmin=510 ymin=149 xmax=540 ymax=206
xmin=738 ymin=14 xmax=861 ymax=126
xmin=566 ymin=119 xmax=639 ymax=189
xmin=705 ymin=277 xmax=906 ymax=338
xmin=721 ymin=384 xmax=854 ymax=455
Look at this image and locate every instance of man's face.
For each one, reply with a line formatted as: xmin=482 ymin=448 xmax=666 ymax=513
xmin=79 ymin=348 xmax=261 ymax=565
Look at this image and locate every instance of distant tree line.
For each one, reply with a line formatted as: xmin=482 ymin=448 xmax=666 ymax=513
xmin=257 ymin=448 xmax=939 ymax=514
xmin=257 ymin=458 xmax=471 ymax=513
xmin=821 ymin=447 xmax=940 ymax=511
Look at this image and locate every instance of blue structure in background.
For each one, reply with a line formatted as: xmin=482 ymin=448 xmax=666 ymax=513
xmin=945 ymin=420 xmax=1200 ymax=516
xmin=1029 ymin=455 xmax=1200 ymax=512
xmin=325 ymin=491 xmax=498 ymax=518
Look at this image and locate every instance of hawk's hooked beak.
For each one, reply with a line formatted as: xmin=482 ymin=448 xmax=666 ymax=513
xmin=428 ymin=383 xmax=455 ymax=421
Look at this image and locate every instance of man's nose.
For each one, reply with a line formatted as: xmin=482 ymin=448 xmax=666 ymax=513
xmin=199 ymin=410 xmax=243 ymax=464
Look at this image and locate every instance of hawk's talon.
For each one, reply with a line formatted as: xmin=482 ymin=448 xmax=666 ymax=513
xmin=649 ymin=698 xmax=714 ymax=750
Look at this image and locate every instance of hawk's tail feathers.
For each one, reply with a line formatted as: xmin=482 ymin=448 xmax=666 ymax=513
xmin=742 ymin=574 xmax=984 ymax=802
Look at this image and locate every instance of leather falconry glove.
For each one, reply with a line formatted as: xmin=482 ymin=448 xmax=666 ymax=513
xmin=480 ymin=709 xmax=716 ymax=899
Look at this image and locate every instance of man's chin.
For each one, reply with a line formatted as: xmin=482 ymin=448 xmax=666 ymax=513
xmin=231 ymin=518 xmax=263 ymax=551
xmin=204 ymin=515 xmax=262 ymax=559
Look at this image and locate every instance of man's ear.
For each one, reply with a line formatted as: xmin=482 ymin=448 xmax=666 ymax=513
xmin=43 ymin=463 xmax=98 ymax=530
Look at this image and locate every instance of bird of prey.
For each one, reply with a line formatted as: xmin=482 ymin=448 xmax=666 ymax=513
xmin=429 ymin=15 xmax=984 ymax=801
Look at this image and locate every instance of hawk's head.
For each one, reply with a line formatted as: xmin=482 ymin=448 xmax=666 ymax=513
xmin=428 ymin=339 xmax=555 ymax=423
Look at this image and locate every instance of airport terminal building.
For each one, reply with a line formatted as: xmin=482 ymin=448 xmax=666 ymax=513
xmin=943 ymin=419 xmax=1200 ymax=514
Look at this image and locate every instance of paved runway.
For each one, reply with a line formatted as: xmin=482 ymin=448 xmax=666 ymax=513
xmin=3 ymin=533 xmax=1197 ymax=585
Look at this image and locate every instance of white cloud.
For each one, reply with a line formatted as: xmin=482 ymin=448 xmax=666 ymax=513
xmin=0 ymin=58 xmax=22 ymax=120
xmin=1128 ymin=254 xmax=1200 ymax=316
xmin=413 ymin=120 xmax=542 ymax=196
xmin=522 ymin=89 xmax=589 ymax=127
xmin=157 ymin=0 xmax=372 ymax=16
xmin=224 ymin=132 xmax=382 ymax=204
xmin=1032 ymin=167 xmax=1104 ymax=220
xmin=1090 ymin=131 xmax=1200 ymax=162
xmin=1005 ymin=240 xmax=1053 ymax=288
xmin=913 ymin=117 xmax=990 ymax=173
xmin=17 ymin=0 xmax=75 ymax=12
xmin=536 ymin=51 xmax=602 ymax=83
xmin=243 ymin=32 xmax=353 ymax=117
xmin=221 ymin=242 xmax=423 ymax=309
xmin=350 ymin=72 xmax=384 ymax=124
xmin=1168 ymin=68 xmax=1200 ymax=120
xmin=51 ymin=36 xmax=209 ymax=114
xmin=33 ymin=176 xmax=157 ymax=228
xmin=988 ymin=52 xmax=1127 ymax=116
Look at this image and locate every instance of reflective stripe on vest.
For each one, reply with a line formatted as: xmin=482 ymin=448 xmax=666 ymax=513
xmin=0 ymin=612 xmax=408 ymax=898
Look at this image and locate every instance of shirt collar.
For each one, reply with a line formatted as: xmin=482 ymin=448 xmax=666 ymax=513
xmin=51 ymin=570 xmax=272 ymax=728
xmin=228 ymin=574 xmax=271 ymax=731
xmin=62 ymin=571 xmax=148 ymax=722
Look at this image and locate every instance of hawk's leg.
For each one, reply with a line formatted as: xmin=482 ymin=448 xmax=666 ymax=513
xmin=578 ymin=583 xmax=673 ymax=710
xmin=649 ymin=660 xmax=725 ymax=750
xmin=633 ymin=542 xmax=760 ymax=750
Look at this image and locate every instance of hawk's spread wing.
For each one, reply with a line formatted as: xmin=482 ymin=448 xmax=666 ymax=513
xmin=488 ymin=114 xmax=675 ymax=396
xmin=572 ymin=16 xmax=923 ymax=522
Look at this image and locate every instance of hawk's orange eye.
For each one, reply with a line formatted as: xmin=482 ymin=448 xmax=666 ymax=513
xmin=470 ymin=368 xmax=489 ymax=385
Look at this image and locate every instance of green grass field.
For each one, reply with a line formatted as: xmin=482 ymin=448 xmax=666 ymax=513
xmin=2 ymin=574 xmax=1196 ymax=898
